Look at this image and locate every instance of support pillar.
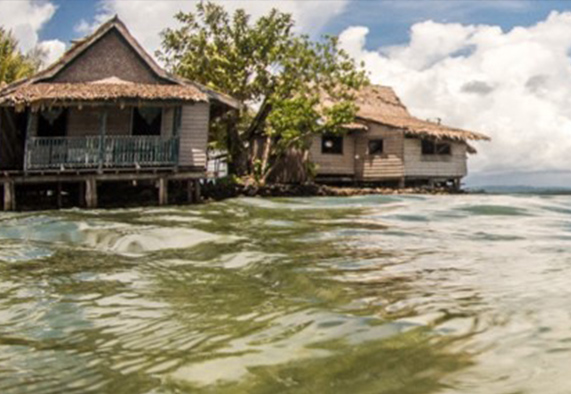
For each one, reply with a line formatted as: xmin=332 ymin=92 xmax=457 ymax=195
xmin=78 ymin=181 xmax=85 ymax=207
xmin=56 ymin=182 xmax=63 ymax=209
xmin=398 ymin=177 xmax=406 ymax=189
xmin=158 ymin=178 xmax=168 ymax=206
xmin=193 ymin=180 xmax=202 ymax=203
xmin=3 ymin=182 xmax=15 ymax=211
xmin=187 ymin=179 xmax=194 ymax=203
xmin=85 ymin=178 xmax=98 ymax=209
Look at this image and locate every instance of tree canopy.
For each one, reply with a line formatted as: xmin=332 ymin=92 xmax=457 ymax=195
xmin=159 ymin=2 xmax=368 ymax=182
xmin=0 ymin=28 xmax=39 ymax=85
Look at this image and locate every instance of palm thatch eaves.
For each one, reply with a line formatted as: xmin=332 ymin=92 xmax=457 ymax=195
xmin=330 ymin=85 xmax=490 ymax=142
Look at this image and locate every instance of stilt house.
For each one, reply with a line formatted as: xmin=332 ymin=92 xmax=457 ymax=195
xmin=0 ymin=16 xmax=239 ymax=210
xmin=308 ymin=85 xmax=490 ymax=187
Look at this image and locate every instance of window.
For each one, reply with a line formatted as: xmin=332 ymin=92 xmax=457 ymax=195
xmin=368 ymin=139 xmax=384 ymax=155
xmin=132 ymin=107 xmax=163 ymax=136
xmin=421 ymin=140 xmax=451 ymax=155
xmin=321 ymin=134 xmax=343 ymax=154
xmin=37 ymin=108 xmax=68 ymax=137
xmin=437 ymin=143 xmax=451 ymax=155
xmin=421 ymin=140 xmax=435 ymax=154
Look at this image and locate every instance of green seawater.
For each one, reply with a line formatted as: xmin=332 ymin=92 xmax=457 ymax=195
xmin=0 ymin=194 xmax=570 ymax=393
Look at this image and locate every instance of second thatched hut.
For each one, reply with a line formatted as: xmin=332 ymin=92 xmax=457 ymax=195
xmin=268 ymin=85 xmax=489 ymax=188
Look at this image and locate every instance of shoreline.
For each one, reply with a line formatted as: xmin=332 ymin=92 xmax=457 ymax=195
xmin=202 ymin=182 xmax=465 ymax=201
xmin=6 ymin=182 xmax=465 ymax=212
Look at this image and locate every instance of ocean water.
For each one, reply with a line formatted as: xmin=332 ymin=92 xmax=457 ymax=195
xmin=0 ymin=194 xmax=570 ymax=393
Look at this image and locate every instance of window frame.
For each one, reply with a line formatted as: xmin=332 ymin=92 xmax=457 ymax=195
xmin=421 ymin=140 xmax=452 ymax=156
xmin=368 ymin=139 xmax=384 ymax=156
xmin=436 ymin=142 xmax=451 ymax=155
xmin=321 ymin=134 xmax=344 ymax=155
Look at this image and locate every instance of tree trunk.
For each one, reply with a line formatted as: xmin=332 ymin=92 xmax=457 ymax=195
xmin=301 ymin=149 xmax=311 ymax=183
xmin=245 ymin=99 xmax=274 ymax=174
xmin=225 ymin=114 xmax=248 ymax=177
xmin=259 ymin=135 xmax=273 ymax=184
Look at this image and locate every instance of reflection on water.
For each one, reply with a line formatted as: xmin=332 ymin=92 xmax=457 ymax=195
xmin=0 ymin=194 xmax=570 ymax=393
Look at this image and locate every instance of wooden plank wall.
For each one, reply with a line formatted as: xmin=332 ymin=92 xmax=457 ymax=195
xmin=27 ymin=113 xmax=38 ymax=137
xmin=66 ymin=107 xmax=174 ymax=137
xmin=403 ymin=138 xmax=467 ymax=178
xmin=67 ymin=108 xmax=131 ymax=136
xmin=67 ymin=108 xmax=100 ymax=136
xmin=161 ymin=108 xmax=174 ymax=137
xmin=0 ymin=110 xmax=19 ymax=169
xmin=178 ymin=102 xmax=210 ymax=168
xmin=309 ymin=134 xmax=355 ymax=175
xmin=354 ymin=123 xmax=404 ymax=181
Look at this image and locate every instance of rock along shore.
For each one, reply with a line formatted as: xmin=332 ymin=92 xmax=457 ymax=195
xmin=202 ymin=182 xmax=464 ymax=201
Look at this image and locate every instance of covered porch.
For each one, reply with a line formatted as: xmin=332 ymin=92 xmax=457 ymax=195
xmin=21 ymin=104 xmax=181 ymax=171
xmin=0 ymin=81 xmax=213 ymax=173
xmin=0 ymin=82 xmax=217 ymax=211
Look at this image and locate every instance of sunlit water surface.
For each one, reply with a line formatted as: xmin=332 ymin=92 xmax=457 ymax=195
xmin=1 ymin=194 xmax=571 ymax=393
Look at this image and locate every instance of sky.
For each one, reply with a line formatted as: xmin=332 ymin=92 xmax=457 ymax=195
xmin=3 ymin=0 xmax=571 ymax=186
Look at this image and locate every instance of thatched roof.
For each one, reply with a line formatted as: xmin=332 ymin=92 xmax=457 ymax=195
xmin=0 ymin=82 xmax=209 ymax=109
xmin=335 ymin=85 xmax=490 ymax=142
xmin=0 ymin=16 xmax=240 ymax=110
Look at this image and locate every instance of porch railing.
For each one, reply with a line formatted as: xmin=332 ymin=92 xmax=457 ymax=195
xmin=25 ymin=136 xmax=180 ymax=171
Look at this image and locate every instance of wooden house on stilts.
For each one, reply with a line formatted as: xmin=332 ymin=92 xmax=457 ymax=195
xmin=0 ymin=16 xmax=239 ymax=210
xmin=305 ymin=85 xmax=490 ymax=188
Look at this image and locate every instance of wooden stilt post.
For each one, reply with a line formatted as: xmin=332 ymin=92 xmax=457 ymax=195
xmin=187 ymin=179 xmax=194 ymax=203
xmin=85 ymin=178 xmax=98 ymax=209
xmin=399 ymin=177 xmax=406 ymax=189
xmin=158 ymin=177 xmax=168 ymax=206
xmin=56 ymin=182 xmax=63 ymax=209
xmin=78 ymin=181 xmax=85 ymax=207
xmin=3 ymin=182 xmax=15 ymax=211
xmin=193 ymin=180 xmax=201 ymax=203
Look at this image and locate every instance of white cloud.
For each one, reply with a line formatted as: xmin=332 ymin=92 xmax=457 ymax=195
xmin=0 ymin=0 xmax=66 ymax=68
xmin=36 ymin=39 xmax=66 ymax=65
xmin=339 ymin=12 xmax=571 ymax=176
xmin=74 ymin=19 xmax=92 ymax=35
xmin=82 ymin=0 xmax=349 ymax=56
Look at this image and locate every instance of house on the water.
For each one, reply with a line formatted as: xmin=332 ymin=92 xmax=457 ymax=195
xmin=307 ymin=85 xmax=489 ymax=188
xmin=0 ymin=16 xmax=239 ymax=210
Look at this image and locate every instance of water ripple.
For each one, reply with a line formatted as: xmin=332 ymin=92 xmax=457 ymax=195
xmin=0 ymin=195 xmax=570 ymax=393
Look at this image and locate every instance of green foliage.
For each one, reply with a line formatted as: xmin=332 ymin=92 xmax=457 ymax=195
xmin=214 ymin=174 xmax=242 ymax=187
xmin=252 ymin=158 xmax=264 ymax=183
xmin=159 ymin=2 xmax=369 ymax=181
xmin=0 ymin=28 xmax=38 ymax=85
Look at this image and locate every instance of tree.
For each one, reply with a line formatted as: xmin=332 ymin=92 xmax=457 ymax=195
xmin=0 ymin=28 xmax=39 ymax=85
xmin=159 ymin=2 xmax=368 ymax=182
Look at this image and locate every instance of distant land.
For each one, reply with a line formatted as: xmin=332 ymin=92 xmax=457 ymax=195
xmin=466 ymin=171 xmax=571 ymax=192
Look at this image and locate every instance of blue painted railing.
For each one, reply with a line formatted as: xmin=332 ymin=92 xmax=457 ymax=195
xmin=25 ymin=136 xmax=179 ymax=171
